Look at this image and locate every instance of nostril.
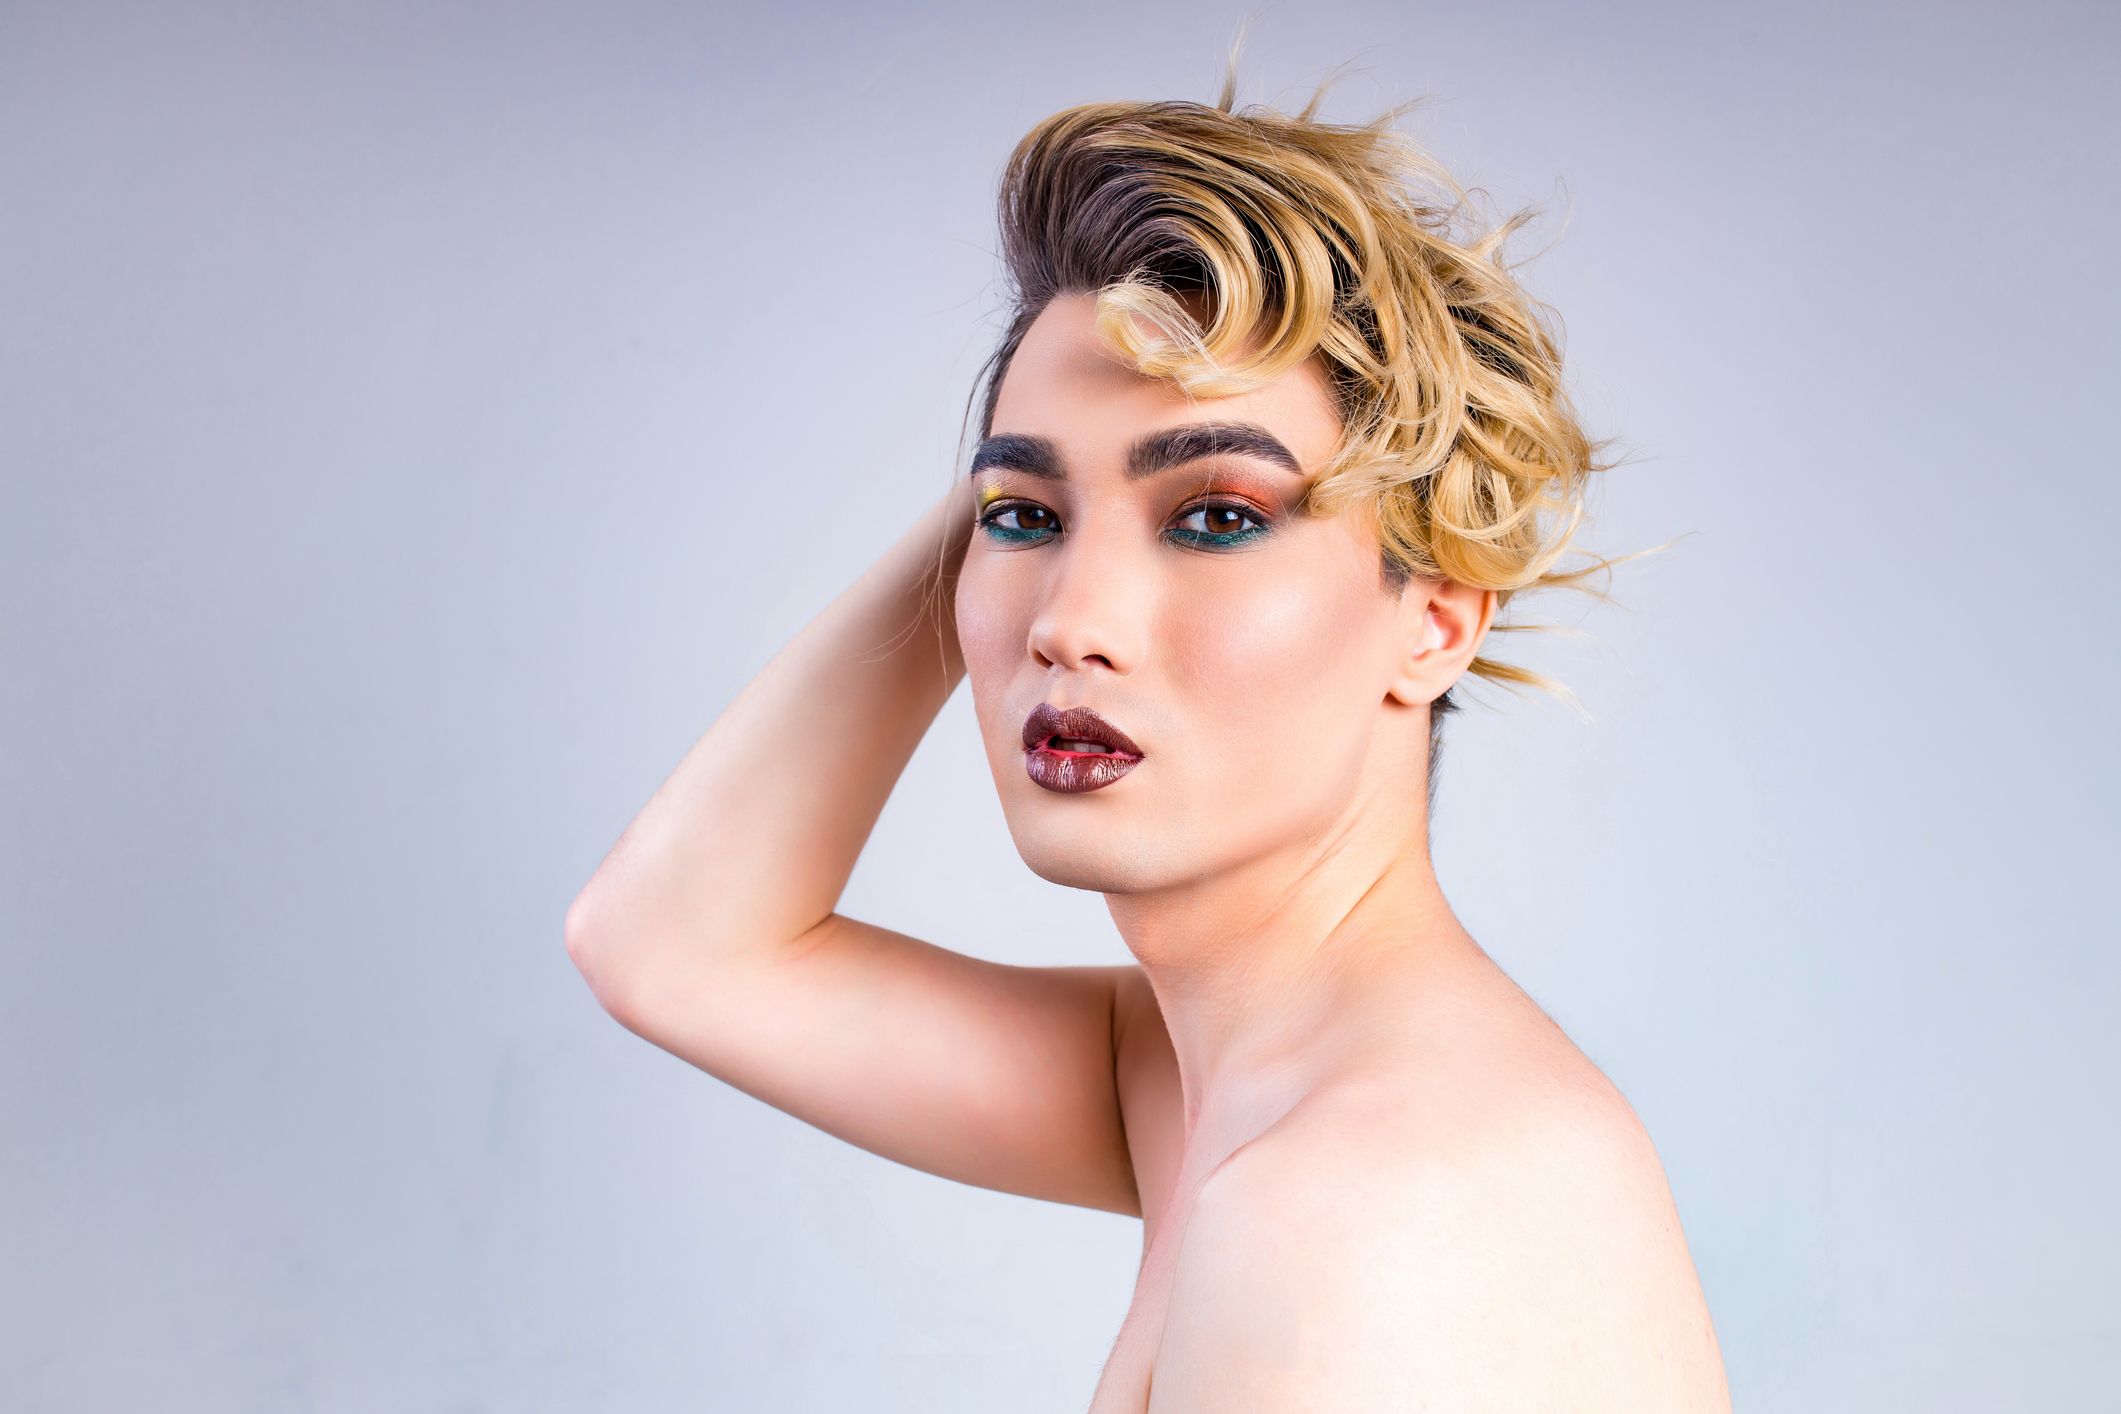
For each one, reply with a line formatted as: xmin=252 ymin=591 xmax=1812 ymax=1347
xmin=1084 ymin=654 xmax=1113 ymax=669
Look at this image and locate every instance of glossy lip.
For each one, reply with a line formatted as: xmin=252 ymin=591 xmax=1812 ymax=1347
xmin=1021 ymin=703 xmax=1144 ymax=794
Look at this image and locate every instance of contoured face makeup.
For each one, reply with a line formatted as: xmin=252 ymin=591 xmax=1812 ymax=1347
xmin=955 ymin=294 xmax=1430 ymax=897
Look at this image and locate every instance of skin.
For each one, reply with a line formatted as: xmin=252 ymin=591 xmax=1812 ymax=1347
xmin=567 ymin=294 xmax=1731 ymax=1411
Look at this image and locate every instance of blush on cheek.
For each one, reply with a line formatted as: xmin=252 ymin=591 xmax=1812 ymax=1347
xmin=1154 ymin=550 xmax=1396 ymax=840
xmin=954 ymin=568 xmax=1037 ymax=762
xmin=954 ymin=568 xmax=1020 ymax=676
xmin=1170 ymin=571 xmax=1385 ymax=725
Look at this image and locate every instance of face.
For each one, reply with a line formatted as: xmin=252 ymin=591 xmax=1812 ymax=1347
xmin=955 ymin=294 xmax=1453 ymax=896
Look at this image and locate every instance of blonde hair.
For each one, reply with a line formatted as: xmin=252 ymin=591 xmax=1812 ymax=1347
xmin=978 ymin=90 xmax=1605 ymax=693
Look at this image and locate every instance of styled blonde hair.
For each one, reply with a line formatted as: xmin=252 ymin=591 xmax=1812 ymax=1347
xmin=978 ymin=89 xmax=1605 ymax=695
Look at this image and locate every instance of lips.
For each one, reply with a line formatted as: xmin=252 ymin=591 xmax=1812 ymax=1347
xmin=1021 ymin=703 xmax=1144 ymax=794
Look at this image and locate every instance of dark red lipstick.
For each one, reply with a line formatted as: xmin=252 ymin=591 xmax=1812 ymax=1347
xmin=1021 ymin=704 xmax=1143 ymax=794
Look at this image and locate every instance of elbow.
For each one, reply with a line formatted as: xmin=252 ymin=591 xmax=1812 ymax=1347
xmin=564 ymin=877 xmax=647 ymax=1033
xmin=564 ymin=852 xmax=778 ymax=1040
xmin=562 ymin=884 xmax=602 ymax=984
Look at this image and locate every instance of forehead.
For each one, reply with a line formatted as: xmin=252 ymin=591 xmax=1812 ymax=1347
xmin=989 ymin=294 xmax=1344 ymax=476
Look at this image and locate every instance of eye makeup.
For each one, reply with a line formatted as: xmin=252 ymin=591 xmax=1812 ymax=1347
xmin=971 ymin=460 xmax=1296 ymax=553
xmin=1158 ymin=465 xmax=1288 ymax=552
xmin=1163 ymin=497 xmax=1271 ymax=550
xmin=977 ymin=493 xmax=1063 ymax=545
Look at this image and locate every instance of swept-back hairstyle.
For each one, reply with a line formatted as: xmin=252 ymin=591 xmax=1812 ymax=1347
xmin=977 ymin=89 xmax=1604 ymax=707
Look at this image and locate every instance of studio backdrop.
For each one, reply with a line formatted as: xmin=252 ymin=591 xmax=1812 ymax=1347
xmin=2 ymin=2 xmax=2116 ymax=1410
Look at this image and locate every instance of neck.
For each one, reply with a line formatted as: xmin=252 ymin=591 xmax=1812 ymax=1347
xmin=1106 ymin=769 xmax=1471 ymax=1129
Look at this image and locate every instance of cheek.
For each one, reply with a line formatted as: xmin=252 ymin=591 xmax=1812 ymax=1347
xmin=1159 ymin=553 xmax=1393 ymax=760
xmin=954 ymin=555 xmax=1033 ymax=709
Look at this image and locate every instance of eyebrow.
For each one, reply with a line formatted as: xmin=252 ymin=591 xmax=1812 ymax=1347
xmin=1126 ymin=423 xmax=1303 ymax=480
xmin=969 ymin=433 xmax=1063 ymax=480
xmin=969 ymin=422 xmax=1304 ymax=484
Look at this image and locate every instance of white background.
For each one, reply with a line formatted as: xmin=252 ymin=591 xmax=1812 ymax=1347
xmin=2 ymin=1 xmax=2116 ymax=1409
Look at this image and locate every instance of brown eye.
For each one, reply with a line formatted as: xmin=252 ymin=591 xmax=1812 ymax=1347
xmin=981 ymin=501 xmax=1062 ymax=542
xmin=1169 ymin=502 xmax=1267 ymax=546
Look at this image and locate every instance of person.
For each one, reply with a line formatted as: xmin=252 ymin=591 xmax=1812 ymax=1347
xmin=566 ymin=88 xmax=1731 ymax=1412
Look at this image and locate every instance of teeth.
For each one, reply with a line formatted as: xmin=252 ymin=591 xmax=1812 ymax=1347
xmin=1053 ymin=737 xmax=1113 ymax=754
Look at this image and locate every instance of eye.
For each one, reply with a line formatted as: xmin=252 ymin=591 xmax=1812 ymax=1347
xmin=979 ymin=500 xmax=1062 ymax=544
xmin=1166 ymin=500 xmax=1268 ymax=549
xmin=1182 ymin=505 xmax=1254 ymax=535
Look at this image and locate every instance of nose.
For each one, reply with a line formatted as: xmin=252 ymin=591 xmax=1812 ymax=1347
xmin=1027 ymin=530 xmax=1150 ymax=676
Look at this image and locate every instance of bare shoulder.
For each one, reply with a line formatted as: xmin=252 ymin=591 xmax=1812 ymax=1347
xmin=1150 ymin=968 xmax=1729 ymax=1413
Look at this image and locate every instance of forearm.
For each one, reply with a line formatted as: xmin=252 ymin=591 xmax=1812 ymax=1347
xmin=567 ymin=483 xmax=972 ymax=1015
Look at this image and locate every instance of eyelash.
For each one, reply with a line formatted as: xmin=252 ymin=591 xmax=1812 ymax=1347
xmin=976 ymin=498 xmax=1271 ymax=551
xmin=1165 ymin=500 xmax=1270 ymax=550
xmin=978 ymin=501 xmax=1061 ymax=544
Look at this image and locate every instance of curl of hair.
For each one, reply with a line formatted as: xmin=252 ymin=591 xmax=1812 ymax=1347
xmin=978 ymin=94 xmax=1608 ymax=694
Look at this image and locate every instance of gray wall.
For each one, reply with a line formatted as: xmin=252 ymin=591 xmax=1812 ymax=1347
xmin=3 ymin=2 xmax=2115 ymax=1409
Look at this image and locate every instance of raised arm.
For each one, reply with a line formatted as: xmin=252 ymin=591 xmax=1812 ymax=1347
xmin=565 ymin=482 xmax=1142 ymax=1214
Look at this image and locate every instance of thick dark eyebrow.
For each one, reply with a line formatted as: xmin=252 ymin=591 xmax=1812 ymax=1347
xmin=1127 ymin=423 xmax=1303 ymax=481
xmin=970 ymin=433 xmax=1064 ymax=480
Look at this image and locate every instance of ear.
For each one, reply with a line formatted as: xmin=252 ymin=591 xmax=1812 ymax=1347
xmin=1385 ymin=578 xmax=1497 ymax=707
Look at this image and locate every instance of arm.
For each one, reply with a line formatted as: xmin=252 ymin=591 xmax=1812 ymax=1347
xmin=565 ymin=482 xmax=1141 ymax=1214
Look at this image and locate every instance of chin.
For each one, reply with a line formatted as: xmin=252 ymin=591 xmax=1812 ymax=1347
xmin=999 ymin=806 xmax=1179 ymax=896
